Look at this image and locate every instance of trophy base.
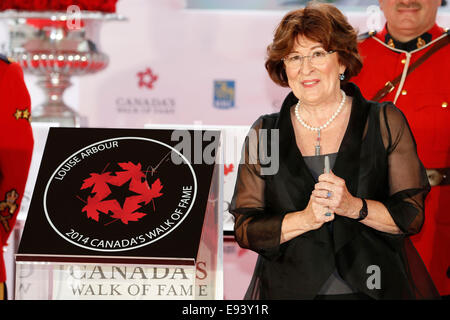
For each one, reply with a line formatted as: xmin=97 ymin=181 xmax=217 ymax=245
xmin=32 ymin=103 xmax=80 ymax=127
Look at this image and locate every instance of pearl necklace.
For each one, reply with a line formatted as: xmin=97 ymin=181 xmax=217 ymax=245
xmin=294 ymin=89 xmax=346 ymax=155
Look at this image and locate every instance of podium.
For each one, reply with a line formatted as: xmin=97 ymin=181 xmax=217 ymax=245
xmin=15 ymin=127 xmax=221 ymax=300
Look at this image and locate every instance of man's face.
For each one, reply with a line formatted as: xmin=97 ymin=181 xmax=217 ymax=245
xmin=379 ymin=0 xmax=441 ymax=40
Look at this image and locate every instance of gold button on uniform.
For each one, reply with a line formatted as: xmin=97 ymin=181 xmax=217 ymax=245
xmin=401 ymin=90 xmax=407 ymax=95
xmin=401 ymin=59 xmax=406 ymax=64
xmin=443 ymin=102 xmax=448 ymax=108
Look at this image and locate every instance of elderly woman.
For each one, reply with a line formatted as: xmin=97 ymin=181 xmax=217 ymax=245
xmin=230 ymin=2 xmax=439 ymax=300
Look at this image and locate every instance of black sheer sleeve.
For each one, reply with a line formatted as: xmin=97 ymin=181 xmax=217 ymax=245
xmin=379 ymin=103 xmax=431 ymax=235
xmin=229 ymin=116 xmax=284 ymax=260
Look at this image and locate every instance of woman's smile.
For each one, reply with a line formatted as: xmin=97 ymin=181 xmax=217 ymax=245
xmin=301 ymin=79 xmax=321 ymax=88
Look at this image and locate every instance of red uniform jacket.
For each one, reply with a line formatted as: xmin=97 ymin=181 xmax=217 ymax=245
xmin=352 ymin=24 xmax=450 ymax=296
xmin=0 ymin=56 xmax=34 ymax=283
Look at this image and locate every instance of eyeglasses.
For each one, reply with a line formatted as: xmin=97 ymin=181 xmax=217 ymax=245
xmin=282 ymin=50 xmax=335 ymax=69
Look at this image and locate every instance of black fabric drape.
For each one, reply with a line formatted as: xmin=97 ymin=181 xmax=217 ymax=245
xmin=230 ymin=82 xmax=439 ymax=300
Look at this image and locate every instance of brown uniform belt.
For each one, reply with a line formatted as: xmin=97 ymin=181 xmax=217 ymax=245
xmin=426 ymin=168 xmax=450 ymax=187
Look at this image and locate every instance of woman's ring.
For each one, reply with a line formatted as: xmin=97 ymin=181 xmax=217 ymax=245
xmin=327 ymin=191 xmax=332 ymax=198
xmin=325 ymin=212 xmax=332 ymax=217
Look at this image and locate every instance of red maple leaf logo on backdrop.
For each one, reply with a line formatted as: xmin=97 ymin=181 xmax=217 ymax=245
xmin=224 ymin=163 xmax=234 ymax=176
xmin=137 ymin=68 xmax=158 ymax=89
xmin=78 ymin=162 xmax=164 ymax=225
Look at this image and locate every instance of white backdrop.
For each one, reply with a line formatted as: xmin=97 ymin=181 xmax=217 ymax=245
xmin=1 ymin=0 xmax=449 ymax=300
xmin=1 ymin=0 xmax=448 ymax=129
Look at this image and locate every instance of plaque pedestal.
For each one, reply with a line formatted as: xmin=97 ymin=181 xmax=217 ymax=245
xmin=15 ymin=127 xmax=221 ymax=300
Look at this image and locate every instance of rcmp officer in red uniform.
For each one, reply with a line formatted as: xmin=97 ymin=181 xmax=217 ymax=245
xmin=352 ymin=0 xmax=449 ymax=298
xmin=0 ymin=54 xmax=34 ymax=299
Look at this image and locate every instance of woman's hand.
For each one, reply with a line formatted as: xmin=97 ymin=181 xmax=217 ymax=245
xmin=304 ymin=191 xmax=335 ymax=230
xmin=280 ymin=192 xmax=335 ymax=244
xmin=312 ymin=171 xmax=362 ymax=219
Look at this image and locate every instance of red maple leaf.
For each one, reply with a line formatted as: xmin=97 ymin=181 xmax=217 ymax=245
xmin=79 ymin=162 xmax=164 ymax=225
xmin=81 ymin=172 xmax=114 ymax=197
xmin=134 ymin=178 xmax=164 ymax=205
xmin=82 ymin=196 xmax=120 ymax=221
xmin=137 ymin=68 xmax=158 ymax=89
xmin=109 ymin=197 xmax=147 ymax=224
xmin=238 ymin=248 xmax=250 ymax=257
xmin=224 ymin=163 xmax=234 ymax=176
xmin=109 ymin=162 xmax=145 ymax=189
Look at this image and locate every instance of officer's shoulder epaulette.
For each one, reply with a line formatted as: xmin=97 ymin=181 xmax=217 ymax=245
xmin=0 ymin=54 xmax=12 ymax=64
xmin=358 ymin=30 xmax=377 ymax=42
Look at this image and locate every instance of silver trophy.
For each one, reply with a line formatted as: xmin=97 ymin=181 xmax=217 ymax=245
xmin=0 ymin=9 xmax=125 ymax=126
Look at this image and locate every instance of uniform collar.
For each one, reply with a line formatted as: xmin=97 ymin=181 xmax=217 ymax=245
xmin=377 ymin=23 xmax=445 ymax=52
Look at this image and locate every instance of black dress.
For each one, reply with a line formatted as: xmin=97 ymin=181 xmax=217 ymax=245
xmin=229 ymin=82 xmax=440 ymax=299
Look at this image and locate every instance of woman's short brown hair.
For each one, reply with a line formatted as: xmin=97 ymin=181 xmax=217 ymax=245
xmin=265 ymin=2 xmax=362 ymax=87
